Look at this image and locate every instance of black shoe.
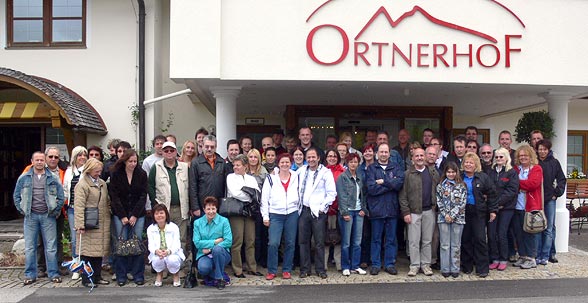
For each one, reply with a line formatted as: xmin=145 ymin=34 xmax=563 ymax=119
xmin=430 ymin=263 xmax=440 ymax=270
xmin=299 ymin=272 xmax=309 ymax=278
xmin=234 ymin=273 xmax=246 ymax=278
xmin=451 ymin=273 xmax=460 ymax=278
xmin=370 ymin=267 xmax=380 ymax=275
xmin=135 ymin=280 xmax=144 ymax=286
xmin=117 ymin=281 xmax=126 ymax=287
xmin=549 ymin=256 xmax=559 ymax=263
xmin=441 ymin=272 xmax=451 ymax=278
xmin=318 ymin=272 xmax=327 ymax=279
xmin=247 ymin=271 xmax=264 ymax=277
xmin=477 ymin=272 xmax=488 ymax=278
xmin=385 ymin=266 xmax=398 ymax=275
xmin=217 ymin=279 xmax=225 ymax=290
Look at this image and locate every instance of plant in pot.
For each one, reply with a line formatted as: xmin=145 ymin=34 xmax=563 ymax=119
xmin=514 ymin=110 xmax=555 ymax=143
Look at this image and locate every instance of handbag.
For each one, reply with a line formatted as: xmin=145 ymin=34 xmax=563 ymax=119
xmin=219 ymin=197 xmax=246 ymax=217
xmin=84 ymin=207 xmax=99 ymax=229
xmin=523 ymin=210 xmax=547 ymax=233
xmin=113 ymin=225 xmax=145 ymax=256
xmin=241 ymin=186 xmax=261 ymax=217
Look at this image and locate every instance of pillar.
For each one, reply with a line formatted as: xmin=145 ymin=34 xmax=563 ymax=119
xmin=542 ymin=91 xmax=574 ymax=253
xmin=211 ymin=86 xmax=241 ymax=158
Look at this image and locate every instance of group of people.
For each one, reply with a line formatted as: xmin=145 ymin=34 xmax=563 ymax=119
xmin=13 ymin=125 xmax=565 ymax=289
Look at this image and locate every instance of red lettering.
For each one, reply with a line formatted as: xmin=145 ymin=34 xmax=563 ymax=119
xmin=354 ymin=42 xmax=370 ymax=66
xmin=453 ymin=44 xmax=473 ymax=67
xmin=476 ymin=44 xmax=500 ymax=67
xmin=417 ymin=44 xmax=429 ymax=67
xmin=371 ymin=42 xmax=389 ymax=66
xmin=504 ymin=35 xmax=522 ymax=67
xmin=392 ymin=43 xmax=412 ymax=66
xmin=433 ymin=44 xmax=449 ymax=67
xmin=306 ymin=24 xmax=349 ymax=65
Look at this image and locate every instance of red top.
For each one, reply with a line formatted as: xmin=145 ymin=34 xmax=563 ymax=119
xmin=327 ymin=164 xmax=346 ymax=215
xmin=514 ymin=164 xmax=544 ymax=211
xmin=281 ymin=175 xmax=290 ymax=192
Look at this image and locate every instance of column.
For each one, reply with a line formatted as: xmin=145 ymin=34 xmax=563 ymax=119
xmin=211 ymin=86 xmax=241 ymax=158
xmin=542 ymin=91 xmax=574 ymax=253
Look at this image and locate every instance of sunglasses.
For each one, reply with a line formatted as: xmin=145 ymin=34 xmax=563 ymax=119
xmin=47 ymin=155 xmax=59 ymax=159
xmin=481 ymin=152 xmax=493 ymax=155
xmin=163 ymin=149 xmax=176 ymax=154
xmin=495 ymin=155 xmax=504 ymax=159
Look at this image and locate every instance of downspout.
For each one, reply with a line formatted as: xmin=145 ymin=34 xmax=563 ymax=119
xmin=138 ymin=0 xmax=146 ymax=152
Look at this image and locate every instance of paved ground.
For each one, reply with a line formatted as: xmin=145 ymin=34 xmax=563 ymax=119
xmin=2 ymin=218 xmax=588 ymax=289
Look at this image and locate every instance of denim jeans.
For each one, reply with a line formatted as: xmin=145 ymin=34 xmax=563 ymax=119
xmin=488 ymin=209 xmax=514 ymax=262
xmin=197 ymin=245 xmax=231 ymax=280
xmin=438 ymin=222 xmax=463 ymax=274
xmin=298 ymin=207 xmax=327 ymax=274
xmin=267 ymin=212 xmax=299 ymax=274
xmin=370 ymin=217 xmax=398 ymax=268
xmin=112 ymin=216 xmax=145 ymax=283
xmin=24 ymin=212 xmax=59 ymax=279
xmin=339 ymin=211 xmax=364 ymax=270
xmin=67 ymin=207 xmax=77 ymax=257
xmin=512 ymin=210 xmax=539 ymax=258
xmin=537 ymin=200 xmax=556 ymax=260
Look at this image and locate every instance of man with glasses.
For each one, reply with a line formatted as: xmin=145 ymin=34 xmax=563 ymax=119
xmin=479 ymin=144 xmax=494 ymax=173
xmin=429 ymin=137 xmax=448 ymax=171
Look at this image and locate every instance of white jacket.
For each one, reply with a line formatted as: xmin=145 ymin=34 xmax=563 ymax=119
xmin=146 ymin=222 xmax=185 ymax=263
xmin=261 ymin=171 xmax=300 ymax=221
xmin=226 ymin=173 xmax=260 ymax=201
xmin=63 ymin=165 xmax=83 ymax=202
xmin=297 ymin=165 xmax=337 ymax=218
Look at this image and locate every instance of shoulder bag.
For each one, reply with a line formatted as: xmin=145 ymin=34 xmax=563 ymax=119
xmin=523 ymin=183 xmax=547 ymax=233
xmin=219 ymin=197 xmax=246 ymax=217
xmin=84 ymin=185 xmax=102 ymax=229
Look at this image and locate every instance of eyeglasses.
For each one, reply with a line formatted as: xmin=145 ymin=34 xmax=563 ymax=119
xmin=326 ymin=155 xmax=338 ymax=158
xmin=47 ymin=155 xmax=59 ymax=159
xmin=481 ymin=152 xmax=493 ymax=155
xmin=495 ymin=155 xmax=504 ymax=159
xmin=431 ymin=143 xmax=440 ymax=146
xmin=163 ymin=149 xmax=176 ymax=154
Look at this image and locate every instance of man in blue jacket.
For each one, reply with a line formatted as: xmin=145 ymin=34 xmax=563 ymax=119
xmin=14 ymin=151 xmax=65 ymax=286
xmin=366 ymin=143 xmax=404 ymax=275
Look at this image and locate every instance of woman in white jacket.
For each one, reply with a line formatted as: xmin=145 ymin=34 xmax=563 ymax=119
xmin=147 ymin=204 xmax=185 ymax=287
xmin=261 ymin=153 xmax=300 ymax=280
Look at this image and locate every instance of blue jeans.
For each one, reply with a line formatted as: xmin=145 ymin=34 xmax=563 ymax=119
xmin=24 ymin=213 xmax=59 ymax=279
xmin=267 ymin=212 xmax=299 ymax=274
xmin=370 ymin=217 xmax=397 ymax=268
xmin=339 ymin=211 xmax=364 ymax=270
xmin=438 ymin=222 xmax=463 ymax=274
xmin=513 ymin=210 xmax=539 ymax=258
xmin=197 ymin=245 xmax=231 ymax=280
xmin=67 ymin=207 xmax=77 ymax=257
xmin=112 ymin=216 xmax=145 ymax=282
xmin=537 ymin=200 xmax=556 ymax=260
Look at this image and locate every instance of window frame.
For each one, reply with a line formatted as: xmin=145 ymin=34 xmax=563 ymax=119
xmin=6 ymin=0 xmax=87 ymax=48
xmin=568 ymin=130 xmax=588 ymax=174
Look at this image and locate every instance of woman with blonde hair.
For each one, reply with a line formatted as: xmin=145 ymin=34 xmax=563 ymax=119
xmin=178 ymin=140 xmax=197 ymax=167
xmin=247 ymin=148 xmax=269 ymax=268
xmin=340 ymin=132 xmax=362 ymax=159
xmin=63 ymin=145 xmax=88 ymax=280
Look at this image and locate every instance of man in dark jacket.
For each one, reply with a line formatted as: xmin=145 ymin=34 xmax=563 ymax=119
xmin=366 ymin=143 xmax=404 ymax=276
xmin=189 ymin=135 xmax=230 ymax=217
xmin=446 ymin=135 xmax=467 ymax=169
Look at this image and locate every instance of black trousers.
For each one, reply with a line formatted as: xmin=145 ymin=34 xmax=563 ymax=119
xmin=461 ymin=205 xmax=489 ymax=275
xmin=298 ymin=207 xmax=327 ymax=274
xmin=80 ymin=256 xmax=103 ymax=284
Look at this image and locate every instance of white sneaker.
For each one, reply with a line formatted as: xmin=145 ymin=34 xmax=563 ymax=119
xmin=111 ymin=273 xmax=117 ymax=281
xmin=407 ymin=267 xmax=419 ymax=277
xmin=72 ymin=272 xmax=80 ymax=280
xmin=352 ymin=268 xmax=367 ymax=275
xmin=342 ymin=269 xmax=351 ymax=276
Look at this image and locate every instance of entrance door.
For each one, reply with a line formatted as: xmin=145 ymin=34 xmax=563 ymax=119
xmin=0 ymin=126 xmax=42 ymax=220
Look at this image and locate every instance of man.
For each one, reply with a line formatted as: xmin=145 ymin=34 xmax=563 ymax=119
xmin=261 ymin=136 xmax=274 ymax=151
xmin=102 ymin=138 xmax=120 ymax=181
xmin=465 ymin=126 xmax=479 ymax=142
xmin=393 ymin=129 xmax=411 ymax=169
xmin=425 ymin=146 xmax=440 ymax=172
xmin=479 ymin=144 xmax=494 ymax=173
xmin=297 ymin=147 xmax=337 ymax=279
xmin=376 ymin=131 xmax=404 ymax=167
xmin=272 ymin=129 xmax=287 ymax=155
xmin=189 ymin=135 xmax=230 ymax=217
xmin=142 ymin=135 xmax=166 ymax=215
xmin=225 ymin=139 xmax=240 ymax=173
xmin=422 ymin=128 xmax=435 ymax=148
xmin=14 ymin=151 xmax=65 ymax=285
xmin=194 ymin=127 xmax=209 ymax=155
xmin=530 ymin=130 xmax=544 ymax=151
xmin=446 ymin=135 xmax=467 ymax=169
xmin=430 ymin=137 xmax=448 ymax=171
xmin=365 ymin=129 xmax=378 ymax=147
xmin=325 ymin=134 xmax=338 ymax=150
xmin=298 ymin=127 xmax=325 ymax=161
xmin=366 ymin=143 xmax=405 ymax=275
xmin=149 ymin=141 xmax=191 ymax=252
xmin=399 ymin=148 xmax=440 ymax=276
xmin=498 ymin=130 xmax=516 ymax=160
xmin=425 ymin=145 xmax=442 ymax=269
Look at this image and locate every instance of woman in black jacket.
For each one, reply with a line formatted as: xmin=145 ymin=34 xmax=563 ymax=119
xmin=109 ymin=149 xmax=148 ymax=286
xmin=486 ymin=148 xmax=519 ymax=271
xmin=536 ymin=139 xmax=566 ymax=265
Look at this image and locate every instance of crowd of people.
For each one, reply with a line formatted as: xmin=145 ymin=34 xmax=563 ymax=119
xmin=12 ymin=125 xmax=566 ymax=289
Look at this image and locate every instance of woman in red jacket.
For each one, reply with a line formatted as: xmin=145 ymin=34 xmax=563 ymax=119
xmin=325 ymin=148 xmax=345 ymax=271
xmin=512 ymin=145 xmax=543 ymax=270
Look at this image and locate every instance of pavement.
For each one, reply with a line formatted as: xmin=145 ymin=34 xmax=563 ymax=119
xmin=2 ymin=218 xmax=588 ymax=289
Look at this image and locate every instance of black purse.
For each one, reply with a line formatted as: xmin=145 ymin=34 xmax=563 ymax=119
xmin=113 ymin=225 xmax=145 ymax=256
xmin=84 ymin=207 xmax=99 ymax=229
xmin=219 ymin=197 xmax=245 ymax=217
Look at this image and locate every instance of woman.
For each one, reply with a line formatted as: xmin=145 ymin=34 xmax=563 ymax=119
xmin=340 ymin=132 xmax=363 ymax=159
xmin=436 ymin=162 xmax=467 ymax=278
xmin=284 ymin=136 xmax=298 ymax=154
xmin=87 ymin=146 xmax=104 ymax=161
xmin=73 ymin=158 xmax=111 ymax=287
xmin=336 ymin=142 xmax=349 ymax=167
xmin=466 ymin=139 xmax=479 ymax=155
xmin=226 ymin=154 xmax=262 ymax=278
xmin=536 ymin=139 xmax=566 ymax=265
xmin=261 ymin=153 xmax=300 ymax=280
xmin=337 ymin=153 xmax=367 ymax=276
xmin=239 ymin=136 xmax=253 ymax=155
xmin=358 ymin=143 xmax=375 ymax=268
xmin=63 ymin=145 xmax=87 ymax=280
xmin=486 ymin=148 xmax=519 ymax=271
xmin=325 ymin=149 xmax=345 ymax=271
xmin=291 ymin=146 xmax=306 ymax=171
xmin=179 ymin=140 xmax=197 ymax=166
xmin=247 ymin=149 xmax=269 ymax=189
xmin=247 ymin=148 xmax=269 ymax=268
xmin=193 ymin=197 xmax=233 ymax=290
xmin=147 ymin=203 xmax=185 ymax=287
xmin=263 ymin=147 xmax=277 ymax=173
xmin=108 ymin=149 xmax=148 ymax=286
xmin=460 ymin=152 xmax=498 ymax=278
xmin=512 ymin=145 xmax=544 ymax=269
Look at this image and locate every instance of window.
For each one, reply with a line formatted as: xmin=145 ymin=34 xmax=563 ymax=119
xmin=7 ymin=0 xmax=86 ymax=47
xmin=568 ymin=131 xmax=587 ymax=174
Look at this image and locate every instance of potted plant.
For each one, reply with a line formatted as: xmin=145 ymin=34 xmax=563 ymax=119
xmin=514 ymin=110 xmax=555 ymax=143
